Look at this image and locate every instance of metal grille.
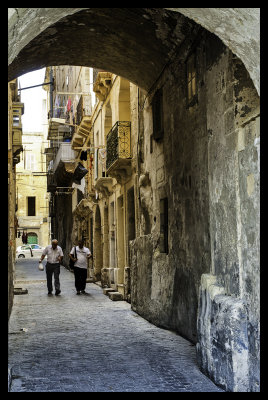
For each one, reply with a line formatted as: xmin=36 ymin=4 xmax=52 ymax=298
xmin=106 ymin=121 xmax=131 ymax=170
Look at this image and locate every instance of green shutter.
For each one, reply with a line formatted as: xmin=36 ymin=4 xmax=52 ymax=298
xmin=27 ymin=235 xmax=38 ymax=244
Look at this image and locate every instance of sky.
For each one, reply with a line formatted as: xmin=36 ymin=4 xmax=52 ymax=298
xmin=18 ymin=67 xmax=96 ymax=133
xmin=18 ymin=68 xmax=47 ymax=133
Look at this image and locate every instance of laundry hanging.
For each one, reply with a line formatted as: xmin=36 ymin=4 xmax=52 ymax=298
xmin=67 ymin=97 xmax=72 ymax=112
xmin=80 ymin=151 xmax=88 ymax=161
xmin=73 ymin=162 xmax=88 ymax=185
xmin=94 ymin=149 xmax=98 ymax=180
xmin=98 ymin=148 xmax=107 ymax=176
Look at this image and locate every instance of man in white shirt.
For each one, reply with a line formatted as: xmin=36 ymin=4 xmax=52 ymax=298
xmin=69 ymin=239 xmax=92 ymax=295
xmin=39 ymin=239 xmax=63 ymax=295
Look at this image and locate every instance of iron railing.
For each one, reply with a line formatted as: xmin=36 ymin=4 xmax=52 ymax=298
xmin=106 ymin=121 xmax=131 ymax=170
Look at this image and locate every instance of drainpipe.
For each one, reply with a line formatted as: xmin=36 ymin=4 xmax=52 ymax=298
xmin=49 ymin=67 xmax=54 ymax=118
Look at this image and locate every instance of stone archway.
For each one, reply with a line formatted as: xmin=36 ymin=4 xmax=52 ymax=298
xmin=8 ymin=8 xmax=260 ymax=392
xmin=8 ymin=8 xmax=259 ymax=94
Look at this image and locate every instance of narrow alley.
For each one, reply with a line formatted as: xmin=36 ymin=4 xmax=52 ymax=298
xmin=8 ymin=258 xmax=223 ymax=393
xmin=8 ymin=8 xmax=260 ymax=392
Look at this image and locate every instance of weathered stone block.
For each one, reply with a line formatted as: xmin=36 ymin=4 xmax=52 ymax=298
xmin=196 ymin=273 xmax=256 ymax=392
xmin=108 ymin=291 xmax=123 ymax=301
xmin=103 ymin=288 xmax=116 ymax=296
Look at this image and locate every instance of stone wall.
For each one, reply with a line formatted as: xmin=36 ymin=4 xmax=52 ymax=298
xmin=131 ymin=29 xmax=213 ymax=343
xmin=130 ymin=31 xmax=260 ymax=391
xmin=196 ymin=38 xmax=260 ymax=392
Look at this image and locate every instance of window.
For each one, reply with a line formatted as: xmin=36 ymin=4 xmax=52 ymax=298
xmin=160 ymin=198 xmax=168 ymax=253
xmin=186 ymin=53 xmax=197 ymax=106
xmin=27 ymin=197 xmax=36 ymax=216
xmin=152 ymin=88 xmax=164 ymax=141
xmin=25 ymin=153 xmax=36 ymax=171
xmin=13 ymin=116 xmax=20 ymax=126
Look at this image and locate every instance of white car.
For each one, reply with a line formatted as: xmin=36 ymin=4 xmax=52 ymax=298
xmin=16 ymin=244 xmax=45 ymax=258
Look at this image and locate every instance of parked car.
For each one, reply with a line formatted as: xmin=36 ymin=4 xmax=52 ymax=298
xmin=16 ymin=244 xmax=45 ymax=258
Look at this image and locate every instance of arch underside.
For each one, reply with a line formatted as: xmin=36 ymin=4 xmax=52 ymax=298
xmin=8 ymin=8 xmax=259 ymax=94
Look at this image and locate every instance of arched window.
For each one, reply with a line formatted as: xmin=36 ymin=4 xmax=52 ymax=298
xmin=27 ymin=232 xmax=38 ymax=244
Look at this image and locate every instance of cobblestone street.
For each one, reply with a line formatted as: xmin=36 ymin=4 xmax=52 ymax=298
xmin=8 ymin=258 xmax=224 ymax=392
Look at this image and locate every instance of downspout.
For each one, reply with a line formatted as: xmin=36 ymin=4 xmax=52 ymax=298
xmin=49 ymin=67 xmax=53 ymax=118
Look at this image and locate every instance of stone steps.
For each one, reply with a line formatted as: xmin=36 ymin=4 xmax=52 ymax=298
xmin=102 ymin=287 xmax=123 ymax=301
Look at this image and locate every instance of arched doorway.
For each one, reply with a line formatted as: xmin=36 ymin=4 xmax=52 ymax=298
xmin=27 ymin=232 xmax=38 ymax=244
xmin=116 ymin=195 xmax=125 ymax=286
xmin=93 ymin=205 xmax=102 ymax=282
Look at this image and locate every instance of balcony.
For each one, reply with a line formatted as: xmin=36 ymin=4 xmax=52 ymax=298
xmin=76 ymin=95 xmax=92 ymax=126
xmin=72 ymin=95 xmax=92 ymax=150
xmin=12 ymin=102 xmax=24 ymax=160
xmin=47 ymin=171 xmax=57 ymax=193
xmin=53 ymin=142 xmax=76 ymax=173
xmin=94 ymin=148 xmax=114 ymax=197
xmin=52 ymin=142 xmax=77 ymax=187
xmin=106 ymin=121 xmax=132 ymax=184
xmin=47 ymin=118 xmax=66 ymax=140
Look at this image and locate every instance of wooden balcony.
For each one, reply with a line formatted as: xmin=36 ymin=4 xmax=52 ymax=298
xmin=50 ymin=142 xmax=77 ymax=187
xmin=12 ymin=101 xmax=24 ymax=161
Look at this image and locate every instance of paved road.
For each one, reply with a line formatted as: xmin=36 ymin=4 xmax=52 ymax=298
xmin=8 ymin=258 xmax=224 ymax=392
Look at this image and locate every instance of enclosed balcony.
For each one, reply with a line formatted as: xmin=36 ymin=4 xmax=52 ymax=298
xmin=106 ymin=121 xmax=132 ymax=183
xmin=52 ymin=142 xmax=77 ymax=187
xmin=12 ymin=102 xmax=24 ymax=161
xmin=53 ymin=142 xmax=76 ymax=173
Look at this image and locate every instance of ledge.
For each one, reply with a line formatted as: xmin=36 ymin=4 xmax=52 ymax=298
xmin=94 ymin=177 xmax=114 ymax=197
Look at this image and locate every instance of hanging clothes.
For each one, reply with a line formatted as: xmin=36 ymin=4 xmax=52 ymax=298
xmin=67 ymin=97 xmax=72 ymax=112
xmin=89 ymin=154 xmax=93 ymax=170
xmin=80 ymin=151 xmax=88 ymax=161
xmin=98 ymin=148 xmax=107 ymax=176
xmin=94 ymin=149 xmax=98 ymax=180
xmin=22 ymin=231 xmax=27 ymax=244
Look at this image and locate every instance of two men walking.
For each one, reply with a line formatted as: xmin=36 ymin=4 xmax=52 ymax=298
xmin=39 ymin=239 xmax=91 ymax=296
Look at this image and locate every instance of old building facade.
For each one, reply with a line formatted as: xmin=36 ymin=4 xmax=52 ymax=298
xmin=15 ymin=130 xmax=50 ymax=249
xmin=44 ymin=65 xmax=93 ymax=266
xmin=15 ymin=77 xmax=50 ymax=248
xmin=8 ymin=8 xmax=260 ymax=392
xmin=8 ymin=79 xmax=24 ymax=319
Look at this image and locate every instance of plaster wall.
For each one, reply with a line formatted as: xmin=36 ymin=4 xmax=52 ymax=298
xmin=16 ymin=132 xmax=50 ymax=248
